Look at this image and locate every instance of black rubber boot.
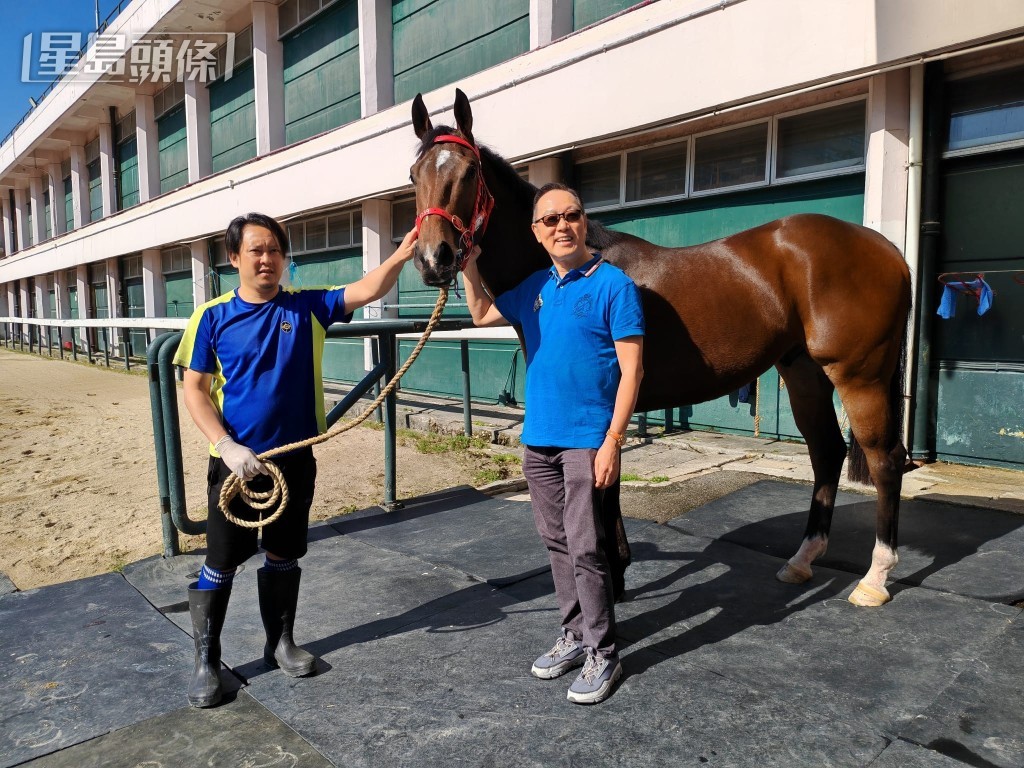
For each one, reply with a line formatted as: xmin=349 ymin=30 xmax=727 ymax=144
xmin=187 ymin=582 xmax=231 ymax=708
xmin=257 ymin=567 xmax=317 ymax=677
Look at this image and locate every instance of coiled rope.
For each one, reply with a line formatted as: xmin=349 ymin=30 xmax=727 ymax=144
xmin=218 ymin=288 xmax=449 ymax=528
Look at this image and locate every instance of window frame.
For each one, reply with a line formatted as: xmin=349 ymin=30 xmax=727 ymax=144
xmin=770 ymin=96 xmax=867 ymax=186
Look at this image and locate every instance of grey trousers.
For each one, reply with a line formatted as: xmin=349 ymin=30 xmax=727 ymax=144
xmin=523 ymin=445 xmax=617 ymax=659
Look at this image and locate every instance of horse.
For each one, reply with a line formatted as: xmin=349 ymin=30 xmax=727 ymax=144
xmin=408 ymin=89 xmax=913 ymax=607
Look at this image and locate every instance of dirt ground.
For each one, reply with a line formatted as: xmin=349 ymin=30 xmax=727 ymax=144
xmin=0 ymin=348 xmax=518 ymax=591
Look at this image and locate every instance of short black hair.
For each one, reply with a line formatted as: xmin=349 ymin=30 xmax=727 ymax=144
xmin=532 ymin=182 xmax=584 ymax=217
xmin=225 ymin=213 xmax=288 ymax=256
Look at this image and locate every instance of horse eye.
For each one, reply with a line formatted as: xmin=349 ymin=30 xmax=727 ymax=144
xmin=464 ymin=164 xmax=477 ymax=179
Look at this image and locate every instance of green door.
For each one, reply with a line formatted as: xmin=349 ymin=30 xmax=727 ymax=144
xmin=124 ymin=278 xmax=146 ymax=356
xmin=932 ymin=149 xmax=1024 ymax=468
xmin=90 ymin=282 xmax=109 ymax=352
xmin=67 ymin=285 xmax=80 ymax=351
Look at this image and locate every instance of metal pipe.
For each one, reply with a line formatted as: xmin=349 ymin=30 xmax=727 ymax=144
xmin=325 ymin=358 xmax=390 ymax=429
xmin=902 ymin=64 xmax=924 ymax=451
xmin=103 ymin=328 xmax=110 ymax=367
xmin=911 ymin=61 xmax=945 ymax=462
xmin=382 ymin=331 xmax=401 ymax=510
xmin=158 ymin=332 xmax=207 ymax=536
xmin=147 ymin=332 xmax=181 ymax=557
xmin=461 ymin=339 xmax=472 ymax=438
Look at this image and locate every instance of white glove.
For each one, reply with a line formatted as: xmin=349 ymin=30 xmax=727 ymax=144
xmin=215 ymin=435 xmax=268 ymax=480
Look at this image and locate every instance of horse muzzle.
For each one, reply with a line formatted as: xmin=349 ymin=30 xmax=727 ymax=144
xmin=414 ymin=242 xmax=460 ymax=287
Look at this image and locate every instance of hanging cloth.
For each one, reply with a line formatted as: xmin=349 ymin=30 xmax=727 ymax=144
xmin=936 ymin=278 xmax=993 ymax=319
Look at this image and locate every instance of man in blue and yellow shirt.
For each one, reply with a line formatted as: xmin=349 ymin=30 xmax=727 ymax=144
xmin=174 ymin=212 xmax=417 ymax=708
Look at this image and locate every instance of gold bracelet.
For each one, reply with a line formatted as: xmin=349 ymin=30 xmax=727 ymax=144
xmin=606 ymin=430 xmax=625 ymax=446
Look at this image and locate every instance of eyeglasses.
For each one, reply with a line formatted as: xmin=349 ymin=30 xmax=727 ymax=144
xmin=533 ymin=209 xmax=584 ymax=228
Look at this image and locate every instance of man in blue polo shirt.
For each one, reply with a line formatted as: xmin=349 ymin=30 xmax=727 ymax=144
xmin=174 ymin=212 xmax=417 ymax=708
xmin=462 ymin=183 xmax=644 ymax=705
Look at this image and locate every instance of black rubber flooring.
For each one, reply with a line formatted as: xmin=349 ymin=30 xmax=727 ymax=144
xmin=2 ymin=482 xmax=1022 ymax=767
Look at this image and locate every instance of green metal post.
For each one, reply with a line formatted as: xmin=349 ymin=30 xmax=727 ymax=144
xmin=147 ymin=332 xmax=181 ymax=557
xmin=461 ymin=339 xmax=472 ymax=438
xmin=382 ymin=331 xmax=401 ymax=510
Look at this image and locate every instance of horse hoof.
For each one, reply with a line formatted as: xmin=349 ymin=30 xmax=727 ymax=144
xmin=776 ymin=562 xmax=812 ymax=584
xmin=848 ymin=580 xmax=890 ymax=607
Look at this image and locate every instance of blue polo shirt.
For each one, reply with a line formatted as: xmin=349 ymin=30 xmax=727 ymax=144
xmin=174 ymin=287 xmax=352 ymax=455
xmin=495 ymin=254 xmax=644 ymax=449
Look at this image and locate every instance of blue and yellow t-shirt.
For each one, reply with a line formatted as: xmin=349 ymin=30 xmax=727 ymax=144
xmin=174 ymin=287 xmax=352 ymax=455
xmin=495 ymin=254 xmax=644 ymax=449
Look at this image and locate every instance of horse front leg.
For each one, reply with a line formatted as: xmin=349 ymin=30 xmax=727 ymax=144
xmin=774 ymin=358 xmax=847 ymax=585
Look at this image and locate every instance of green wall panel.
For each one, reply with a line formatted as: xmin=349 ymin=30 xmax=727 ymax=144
xmin=118 ymin=137 xmax=139 ymax=209
xmin=158 ymin=106 xmax=188 ymax=194
xmin=598 ymin=174 xmax=865 ymax=440
xmin=936 ymin=369 xmax=1024 ymax=468
xmin=322 ymin=338 xmax=366 ymax=383
xmin=210 ymin=62 xmax=257 ymax=173
xmin=397 ymin=339 xmax=526 ymax=405
xmin=396 ymin=259 xmax=470 ymax=319
xmin=88 ymin=160 xmax=103 ymax=222
xmin=165 ymin=273 xmax=194 ymax=318
xmin=124 ymin=278 xmax=147 ymax=356
xmin=283 ymin=1 xmax=360 ymax=145
xmin=393 ymin=0 xmax=528 ymax=104
xmin=211 ymin=267 xmax=239 ymax=296
xmin=573 ymin=0 xmax=638 ymax=30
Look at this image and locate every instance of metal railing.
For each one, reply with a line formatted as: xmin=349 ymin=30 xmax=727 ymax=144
xmin=147 ymin=317 xmax=475 ymax=557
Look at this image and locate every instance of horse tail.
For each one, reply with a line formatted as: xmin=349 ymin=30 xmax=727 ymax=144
xmin=846 ymin=319 xmax=909 ymax=485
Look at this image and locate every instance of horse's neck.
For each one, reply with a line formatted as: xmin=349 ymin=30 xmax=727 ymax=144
xmin=478 ymin=157 xmax=549 ymax=296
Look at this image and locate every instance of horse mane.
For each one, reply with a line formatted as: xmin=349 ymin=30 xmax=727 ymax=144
xmin=586 ymin=219 xmax=639 ymax=251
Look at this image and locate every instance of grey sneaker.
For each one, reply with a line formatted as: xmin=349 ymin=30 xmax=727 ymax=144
xmin=567 ymin=650 xmax=622 ymax=704
xmin=531 ymin=630 xmax=585 ymax=679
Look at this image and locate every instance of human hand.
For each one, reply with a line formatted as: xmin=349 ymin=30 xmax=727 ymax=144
xmin=593 ymin=442 xmax=620 ymax=489
xmin=395 ymin=228 xmax=419 ymax=262
xmin=215 ymin=435 xmax=268 ymax=480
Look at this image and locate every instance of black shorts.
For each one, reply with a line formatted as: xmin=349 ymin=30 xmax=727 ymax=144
xmin=204 ymin=447 xmax=317 ymax=570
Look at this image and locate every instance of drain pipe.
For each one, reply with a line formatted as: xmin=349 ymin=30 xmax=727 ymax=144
xmin=910 ymin=61 xmax=945 ymax=462
xmin=902 ymin=64 xmax=924 ymax=452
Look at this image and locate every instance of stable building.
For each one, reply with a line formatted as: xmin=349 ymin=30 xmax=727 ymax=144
xmin=1 ymin=0 xmax=1023 ymax=469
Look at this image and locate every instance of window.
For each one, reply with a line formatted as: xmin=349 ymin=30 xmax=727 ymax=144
xmin=391 ymin=198 xmax=417 ymax=242
xmin=287 ymin=208 xmax=362 ymax=254
xmin=88 ymin=262 xmax=107 ymax=284
xmin=279 ymin=0 xmax=343 ymax=36
xmin=575 ymin=101 xmax=865 ymax=208
xmin=154 ymin=82 xmax=185 ymax=118
xmin=122 ymin=254 xmax=143 ymax=279
xmin=775 ymin=100 xmax=865 ymax=180
xmin=162 ymin=245 xmax=191 ymax=274
xmin=692 ymin=122 xmax=768 ymax=193
xmin=625 ymin=140 xmax=688 ymax=202
xmin=211 ymin=239 xmax=231 ymax=266
xmin=576 ymin=156 xmax=621 ymax=208
xmin=946 ymin=66 xmax=1024 ymax=155
xmin=210 ymin=25 xmax=254 ymax=81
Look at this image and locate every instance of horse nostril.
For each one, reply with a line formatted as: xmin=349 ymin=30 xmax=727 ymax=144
xmin=435 ymin=240 xmax=455 ymax=268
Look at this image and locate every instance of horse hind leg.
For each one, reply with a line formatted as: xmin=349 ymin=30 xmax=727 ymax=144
xmin=833 ymin=379 xmax=905 ymax=607
xmin=774 ymin=354 xmax=848 ymax=585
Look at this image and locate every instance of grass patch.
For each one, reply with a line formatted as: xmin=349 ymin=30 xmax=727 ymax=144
xmin=622 ymin=473 xmax=669 ymax=483
xmin=399 ymin=429 xmax=490 ymax=455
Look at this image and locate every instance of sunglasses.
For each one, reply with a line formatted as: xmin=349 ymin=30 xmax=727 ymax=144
xmin=533 ymin=209 xmax=585 ymax=228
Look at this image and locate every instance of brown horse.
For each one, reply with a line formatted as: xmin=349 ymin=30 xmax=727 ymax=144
xmin=409 ymin=90 xmax=912 ymax=607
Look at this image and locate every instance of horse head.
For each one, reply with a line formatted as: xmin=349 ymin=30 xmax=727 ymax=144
xmin=409 ymin=88 xmax=493 ymax=287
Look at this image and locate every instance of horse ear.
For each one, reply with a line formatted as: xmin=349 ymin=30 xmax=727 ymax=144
xmin=453 ymin=88 xmax=474 ymax=145
xmin=412 ymin=93 xmax=432 ymax=139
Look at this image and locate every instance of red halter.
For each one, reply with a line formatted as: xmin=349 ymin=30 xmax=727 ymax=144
xmin=414 ymin=134 xmax=495 ymax=272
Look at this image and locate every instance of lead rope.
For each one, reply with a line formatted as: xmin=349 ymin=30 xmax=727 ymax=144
xmin=218 ymin=288 xmax=450 ymax=528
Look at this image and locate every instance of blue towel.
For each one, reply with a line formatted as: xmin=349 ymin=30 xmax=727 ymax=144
xmin=936 ymin=279 xmax=993 ymax=319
